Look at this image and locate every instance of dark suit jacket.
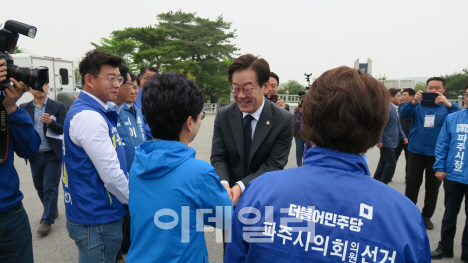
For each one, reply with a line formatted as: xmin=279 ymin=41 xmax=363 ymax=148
xmin=20 ymin=98 xmax=66 ymax=163
xmin=380 ymin=104 xmax=406 ymax=149
xmin=211 ymin=100 xmax=294 ymax=187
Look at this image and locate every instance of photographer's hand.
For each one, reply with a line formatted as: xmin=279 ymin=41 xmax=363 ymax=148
xmin=3 ymin=78 xmax=30 ymax=115
xmin=435 ymin=92 xmax=452 ymax=108
xmin=0 ymin=59 xmax=7 ymax=82
xmin=412 ymin=90 xmax=423 ymax=105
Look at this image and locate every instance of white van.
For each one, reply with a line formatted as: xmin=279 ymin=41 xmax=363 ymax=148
xmin=12 ymin=54 xmax=77 ymax=106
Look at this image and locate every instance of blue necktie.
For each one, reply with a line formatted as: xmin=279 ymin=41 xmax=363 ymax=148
xmin=244 ymin=115 xmax=254 ymax=176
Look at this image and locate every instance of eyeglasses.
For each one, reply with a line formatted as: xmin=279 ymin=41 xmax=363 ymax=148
xmin=229 ymin=84 xmax=259 ymax=95
xmin=464 ymin=93 xmax=468 ymax=98
xmin=94 ymin=75 xmax=124 ymax=85
xmin=199 ymin=110 xmax=205 ymax=120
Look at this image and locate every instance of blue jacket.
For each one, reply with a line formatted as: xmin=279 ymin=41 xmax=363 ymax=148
xmin=400 ymin=100 xmax=460 ymax=156
xmin=62 ymin=92 xmax=128 ymax=225
xmin=225 ymin=147 xmax=430 ymax=263
xmin=127 ymin=140 xmax=233 ymax=263
xmin=434 ymin=109 xmax=468 ymax=184
xmin=116 ymin=104 xmax=146 ymax=172
xmin=0 ymin=107 xmax=40 ymax=213
xmin=380 ymin=104 xmax=406 ymax=148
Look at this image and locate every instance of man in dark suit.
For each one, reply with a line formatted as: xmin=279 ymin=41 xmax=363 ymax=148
xmin=395 ymin=88 xmax=415 ymax=177
xmin=211 ymin=54 xmax=293 ymax=206
xmin=20 ymin=83 xmax=66 ymax=235
xmin=374 ymin=88 xmax=408 ymax=184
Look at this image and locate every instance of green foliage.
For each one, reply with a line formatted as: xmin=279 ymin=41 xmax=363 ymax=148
xmin=377 ymin=74 xmax=388 ymax=81
xmin=443 ymin=69 xmax=468 ymax=96
xmin=91 ymin=10 xmax=238 ymax=97
xmin=278 ymin=80 xmax=305 ymax=95
xmin=414 ymin=81 xmax=426 ymax=92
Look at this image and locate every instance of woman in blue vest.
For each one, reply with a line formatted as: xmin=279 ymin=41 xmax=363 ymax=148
xmin=225 ymin=66 xmax=431 ymax=263
xmin=127 ymin=72 xmax=233 ymax=262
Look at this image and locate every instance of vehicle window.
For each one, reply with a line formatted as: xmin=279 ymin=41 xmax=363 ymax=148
xmin=59 ymin=68 xmax=69 ymax=85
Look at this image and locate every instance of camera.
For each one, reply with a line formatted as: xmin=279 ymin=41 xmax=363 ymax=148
xmin=0 ymin=20 xmax=48 ymax=92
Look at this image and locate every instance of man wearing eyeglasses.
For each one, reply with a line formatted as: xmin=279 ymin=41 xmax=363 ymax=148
xmin=62 ymin=49 xmax=129 ymax=263
xmin=108 ymin=66 xmax=146 ymax=172
xmin=211 ymin=54 xmax=293 ymax=208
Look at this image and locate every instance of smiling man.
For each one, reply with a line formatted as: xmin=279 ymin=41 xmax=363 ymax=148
xmin=211 ymin=53 xmax=293 ymax=208
xmin=62 ymin=49 xmax=129 ymax=262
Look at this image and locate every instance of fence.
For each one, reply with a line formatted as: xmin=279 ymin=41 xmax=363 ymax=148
xmin=449 ymin=95 xmax=465 ymax=109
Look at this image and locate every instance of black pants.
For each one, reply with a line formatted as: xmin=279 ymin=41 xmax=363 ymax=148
xmin=405 ymin=152 xmax=441 ymax=218
xmin=395 ymin=140 xmax=409 ymax=178
xmin=374 ymin=147 xmax=397 ymax=184
xmin=437 ymin=179 xmax=468 ymax=256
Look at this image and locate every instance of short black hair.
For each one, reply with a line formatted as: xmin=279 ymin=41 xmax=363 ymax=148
xmin=402 ymin=88 xmax=415 ymax=96
xmin=79 ymin=49 xmax=123 ymax=85
xmin=142 ymin=72 xmax=204 ymax=141
xmin=118 ymin=65 xmax=129 ymax=83
xmin=139 ymin=66 xmax=158 ymax=78
xmin=388 ymin=88 xmax=400 ymax=97
xmin=427 ymin=77 xmax=446 ymax=86
xmin=130 ymin=73 xmax=140 ymax=86
xmin=228 ymin=54 xmax=270 ymax=87
xmin=270 ymin=72 xmax=279 ymax=84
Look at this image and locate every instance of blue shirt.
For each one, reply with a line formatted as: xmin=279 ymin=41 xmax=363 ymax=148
xmin=33 ymin=98 xmax=51 ymax=152
xmin=1 ymin=106 xmax=40 ymax=213
xmin=434 ymin=109 xmax=468 ymax=184
xmin=400 ymin=100 xmax=461 ymax=156
xmin=226 ymin=147 xmax=430 ymax=263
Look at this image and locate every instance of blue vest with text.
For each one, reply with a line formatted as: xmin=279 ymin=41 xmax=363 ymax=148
xmin=62 ymin=92 xmax=128 ymax=226
xmin=116 ymin=104 xmax=146 ymax=173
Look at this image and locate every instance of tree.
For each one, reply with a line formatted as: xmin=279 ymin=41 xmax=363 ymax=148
xmin=91 ymin=37 xmax=140 ymax=72
xmin=92 ymin=10 xmax=238 ymax=97
xmin=414 ymin=81 xmax=426 ymax=92
xmin=278 ymin=80 xmax=305 ymax=95
xmin=444 ymin=69 xmax=468 ymax=96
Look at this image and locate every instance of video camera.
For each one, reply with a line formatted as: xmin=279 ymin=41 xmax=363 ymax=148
xmin=0 ymin=20 xmax=48 ymax=92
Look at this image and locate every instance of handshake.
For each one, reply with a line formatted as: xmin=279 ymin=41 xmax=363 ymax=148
xmin=222 ymin=183 xmax=242 ymax=206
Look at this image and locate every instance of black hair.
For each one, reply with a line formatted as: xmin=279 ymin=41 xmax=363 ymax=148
xmin=270 ymin=72 xmax=279 ymax=84
xmin=142 ymin=72 xmax=204 ymax=141
xmin=139 ymin=66 xmax=158 ymax=78
xmin=130 ymin=73 xmax=139 ymax=86
xmin=388 ymin=88 xmax=400 ymax=98
xmin=426 ymin=77 xmax=446 ymax=86
xmin=79 ymin=49 xmax=123 ymax=85
xmin=118 ymin=65 xmax=129 ymax=83
xmin=402 ymin=88 xmax=415 ymax=96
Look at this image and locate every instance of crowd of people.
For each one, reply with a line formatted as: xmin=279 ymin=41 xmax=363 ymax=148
xmin=1 ymin=49 xmax=468 ymax=263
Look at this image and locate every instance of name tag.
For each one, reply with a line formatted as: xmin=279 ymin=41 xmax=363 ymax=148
xmin=424 ymin=114 xmax=435 ymax=128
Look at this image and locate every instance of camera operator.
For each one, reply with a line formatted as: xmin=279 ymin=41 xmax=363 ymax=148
xmin=0 ymin=59 xmax=41 ymax=263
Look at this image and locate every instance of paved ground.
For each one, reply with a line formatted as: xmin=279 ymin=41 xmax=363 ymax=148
xmin=15 ymin=111 xmax=466 ymax=262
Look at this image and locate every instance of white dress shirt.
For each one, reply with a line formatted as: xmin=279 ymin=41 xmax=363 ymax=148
xmin=222 ymin=97 xmax=265 ymax=192
xmin=69 ymin=91 xmax=129 ymax=204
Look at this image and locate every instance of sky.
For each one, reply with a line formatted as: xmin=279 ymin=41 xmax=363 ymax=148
xmin=4 ymin=0 xmax=468 ymax=87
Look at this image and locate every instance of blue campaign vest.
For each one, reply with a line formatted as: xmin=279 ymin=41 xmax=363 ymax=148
xmin=62 ymin=92 xmax=128 ymax=226
xmin=116 ymin=104 xmax=147 ymax=172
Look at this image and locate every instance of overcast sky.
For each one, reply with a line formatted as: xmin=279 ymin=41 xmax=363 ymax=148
xmin=4 ymin=0 xmax=468 ymax=86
